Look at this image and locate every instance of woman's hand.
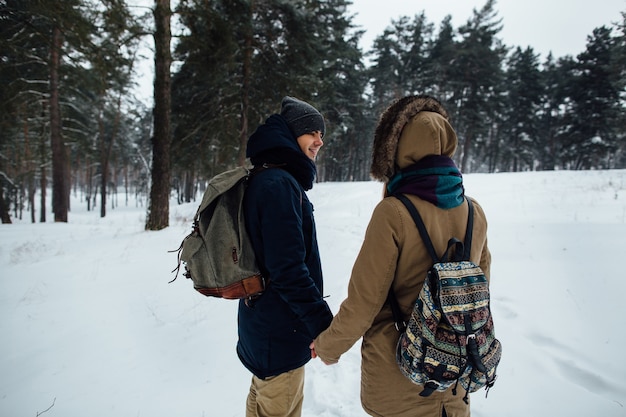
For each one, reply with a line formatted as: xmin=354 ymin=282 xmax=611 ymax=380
xmin=310 ymin=341 xmax=334 ymax=365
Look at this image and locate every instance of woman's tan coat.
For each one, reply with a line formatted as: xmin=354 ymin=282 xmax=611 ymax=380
xmin=314 ymin=97 xmax=491 ymax=417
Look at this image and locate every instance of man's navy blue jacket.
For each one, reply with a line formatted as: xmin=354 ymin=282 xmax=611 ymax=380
xmin=237 ymin=114 xmax=333 ymax=379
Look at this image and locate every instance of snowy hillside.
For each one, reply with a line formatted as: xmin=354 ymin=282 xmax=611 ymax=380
xmin=1 ymin=170 xmax=625 ymax=416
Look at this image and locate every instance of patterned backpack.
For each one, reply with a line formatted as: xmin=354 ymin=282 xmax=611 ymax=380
xmin=388 ymin=194 xmax=501 ymax=402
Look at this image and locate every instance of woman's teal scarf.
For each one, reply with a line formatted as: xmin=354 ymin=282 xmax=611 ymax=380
xmin=386 ymin=155 xmax=464 ymax=209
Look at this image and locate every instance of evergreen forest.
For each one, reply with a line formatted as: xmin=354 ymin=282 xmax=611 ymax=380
xmin=1 ymin=0 xmax=625 ymax=227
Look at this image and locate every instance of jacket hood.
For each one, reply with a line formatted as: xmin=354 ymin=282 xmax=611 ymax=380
xmin=245 ymin=113 xmax=317 ymax=190
xmin=371 ymin=95 xmax=457 ymax=183
xmin=246 ymin=114 xmax=299 ymax=159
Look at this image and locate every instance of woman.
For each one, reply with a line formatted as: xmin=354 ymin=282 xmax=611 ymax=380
xmin=311 ymin=95 xmax=491 ymax=417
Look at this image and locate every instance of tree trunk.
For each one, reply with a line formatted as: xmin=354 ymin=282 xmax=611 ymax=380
xmin=99 ymin=94 xmax=122 ymax=218
xmin=461 ymin=129 xmax=473 ymax=173
xmin=100 ymin=158 xmax=108 ymax=218
xmin=238 ymin=0 xmax=253 ymax=167
xmin=23 ymin=115 xmax=36 ymax=223
xmin=0 ymin=190 xmax=11 ymax=224
xmin=98 ymin=101 xmax=107 ymax=218
xmin=146 ymin=0 xmax=172 ymax=230
xmin=49 ymin=25 xmax=68 ymax=222
xmin=39 ymin=130 xmax=47 ymax=223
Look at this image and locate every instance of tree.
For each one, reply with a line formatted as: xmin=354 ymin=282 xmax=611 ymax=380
xmin=0 ymin=0 xmax=93 ymax=222
xmin=49 ymin=18 xmax=68 ymax=222
xmin=612 ymin=12 xmax=626 ymax=167
xmin=368 ymin=13 xmax=435 ymax=114
xmin=449 ymin=0 xmax=507 ymax=172
xmin=314 ymin=0 xmax=371 ymax=181
xmin=536 ymin=53 xmax=569 ymax=171
xmin=170 ymin=0 xmax=364 ymax=184
xmin=368 ymin=28 xmax=403 ymax=114
xmin=145 ymin=0 xmax=172 ymax=230
xmin=0 ymin=0 xmax=49 ymax=223
xmin=500 ymin=47 xmax=543 ymax=171
xmin=170 ymin=0 xmax=240 ymax=200
xmin=561 ymin=26 xmax=622 ymax=169
xmin=429 ymin=15 xmax=458 ymax=101
xmin=86 ymin=0 xmax=142 ymax=217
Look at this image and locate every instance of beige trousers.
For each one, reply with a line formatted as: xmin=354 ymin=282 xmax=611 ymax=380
xmin=245 ymin=366 xmax=305 ymax=417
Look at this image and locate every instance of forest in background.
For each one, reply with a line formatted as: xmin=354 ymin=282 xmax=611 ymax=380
xmin=1 ymin=0 xmax=625 ymax=227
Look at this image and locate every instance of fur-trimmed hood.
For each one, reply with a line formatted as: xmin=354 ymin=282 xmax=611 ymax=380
xmin=371 ymin=95 xmax=458 ymax=183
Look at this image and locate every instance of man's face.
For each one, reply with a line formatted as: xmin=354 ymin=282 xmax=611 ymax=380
xmin=297 ymin=131 xmax=324 ymax=160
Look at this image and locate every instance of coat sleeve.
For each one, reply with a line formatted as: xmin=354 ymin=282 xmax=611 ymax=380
xmin=313 ymin=199 xmax=404 ymax=363
xmin=254 ymin=175 xmax=332 ymax=339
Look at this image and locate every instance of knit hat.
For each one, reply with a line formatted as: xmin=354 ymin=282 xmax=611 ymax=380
xmin=280 ymin=96 xmax=326 ymax=139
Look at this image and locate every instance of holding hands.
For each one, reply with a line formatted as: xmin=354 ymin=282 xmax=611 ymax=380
xmin=309 ymin=341 xmax=334 ymax=365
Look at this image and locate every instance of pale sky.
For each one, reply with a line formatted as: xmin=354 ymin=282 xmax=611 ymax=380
xmin=348 ymin=0 xmax=626 ymax=59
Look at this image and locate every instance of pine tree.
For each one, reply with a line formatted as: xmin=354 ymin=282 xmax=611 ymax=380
xmin=500 ymin=47 xmax=543 ymax=171
xmin=0 ymin=0 xmax=94 ymax=222
xmin=170 ymin=0 xmax=366 ymax=183
xmin=429 ymin=15 xmax=458 ymax=101
xmin=536 ymin=53 xmax=569 ymax=170
xmin=368 ymin=13 xmax=435 ymax=115
xmin=561 ymin=26 xmax=622 ymax=169
xmin=146 ymin=0 xmax=172 ymax=230
xmin=612 ymin=12 xmax=626 ymax=167
xmin=314 ymin=0 xmax=370 ymax=181
xmin=448 ymin=0 xmax=507 ymax=172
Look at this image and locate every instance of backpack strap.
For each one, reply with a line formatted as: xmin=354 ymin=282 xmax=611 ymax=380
xmin=396 ymin=194 xmax=438 ymax=263
xmin=462 ymin=197 xmax=474 ymax=260
xmin=396 ymin=194 xmax=474 ymax=262
xmin=386 ymin=288 xmax=406 ymax=331
xmin=388 ymin=194 xmax=474 ymax=331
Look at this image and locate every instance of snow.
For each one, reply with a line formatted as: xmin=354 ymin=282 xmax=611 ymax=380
xmin=2 ymin=169 xmax=626 ymax=417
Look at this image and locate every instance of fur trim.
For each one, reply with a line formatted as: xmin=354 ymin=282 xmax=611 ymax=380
xmin=371 ymin=95 xmax=449 ymax=182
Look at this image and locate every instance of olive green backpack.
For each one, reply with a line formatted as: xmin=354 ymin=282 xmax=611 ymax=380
xmin=171 ymin=166 xmax=264 ymax=299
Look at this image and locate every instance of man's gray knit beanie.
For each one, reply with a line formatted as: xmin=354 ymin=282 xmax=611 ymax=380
xmin=280 ymin=96 xmax=325 ymax=139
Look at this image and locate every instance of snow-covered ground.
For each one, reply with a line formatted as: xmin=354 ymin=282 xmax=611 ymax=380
xmin=1 ymin=169 xmax=625 ymax=416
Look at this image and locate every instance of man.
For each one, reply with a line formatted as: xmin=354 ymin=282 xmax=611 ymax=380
xmin=238 ymin=96 xmax=333 ymax=417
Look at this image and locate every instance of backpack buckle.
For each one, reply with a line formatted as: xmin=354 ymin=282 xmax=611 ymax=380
xmin=419 ymin=380 xmax=441 ymax=397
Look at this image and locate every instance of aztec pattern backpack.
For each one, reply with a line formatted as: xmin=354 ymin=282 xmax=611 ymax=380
xmin=388 ymin=194 xmax=501 ymax=402
xmin=171 ymin=166 xmax=265 ymax=299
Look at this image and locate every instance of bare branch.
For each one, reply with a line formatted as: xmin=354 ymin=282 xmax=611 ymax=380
xmin=36 ymin=397 xmax=56 ymax=417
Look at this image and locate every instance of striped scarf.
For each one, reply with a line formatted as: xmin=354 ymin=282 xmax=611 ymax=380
xmin=386 ymin=155 xmax=464 ymax=209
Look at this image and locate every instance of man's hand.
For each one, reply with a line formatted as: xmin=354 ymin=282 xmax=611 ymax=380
xmin=310 ymin=341 xmax=334 ymax=365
